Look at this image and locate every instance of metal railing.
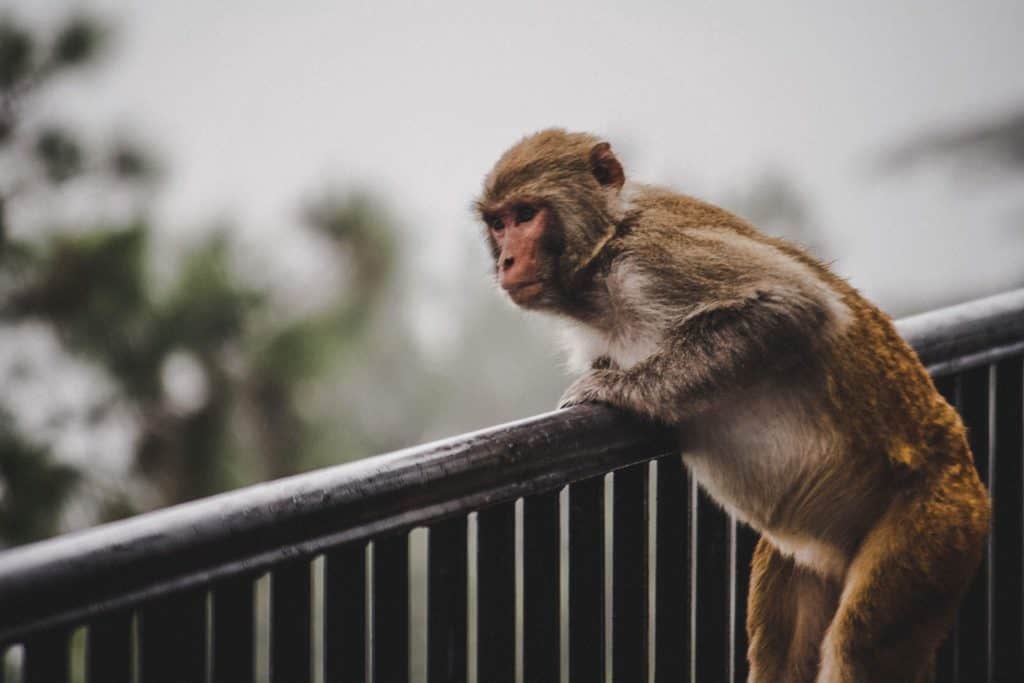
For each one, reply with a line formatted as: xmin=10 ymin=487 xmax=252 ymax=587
xmin=1 ymin=289 xmax=1023 ymax=683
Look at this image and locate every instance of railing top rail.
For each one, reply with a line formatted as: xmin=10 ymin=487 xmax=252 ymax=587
xmin=899 ymin=287 xmax=1024 ymax=374
xmin=0 ymin=287 xmax=1022 ymax=641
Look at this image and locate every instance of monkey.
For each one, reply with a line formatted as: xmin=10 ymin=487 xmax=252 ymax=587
xmin=475 ymin=129 xmax=991 ymax=682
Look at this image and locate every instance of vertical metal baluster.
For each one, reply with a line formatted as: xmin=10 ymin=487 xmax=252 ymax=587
xmin=612 ymin=463 xmax=650 ymax=682
xmin=428 ymin=517 xmax=468 ymax=683
xmin=325 ymin=542 xmax=368 ymax=683
xmin=373 ymin=535 xmax=410 ymax=683
xmin=693 ymin=485 xmax=730 ymax=681
xmin=212 ymin=576 xmax=256 ymax=683
xmin=24 ymin=629 xmax=70 ymax=683
xmin=991 ymin=358 xmax=1024 ymax=680
xmin=271 ymin=560 xmax=313 ymax=683
xmin=523 ymin=491 xmax=560 ymax=683
xmin=956 ymin=366 xmax=991 ymax=681
xmin=88 ymin=612 xmax=133 ymax=683
xmin=654 ymin=455 xmax=689 ymax=683
xmin=139 ymin=589 xmax=207 ymax=683
xmin=569 ymin=476 xmax=605 ymax=683
xmin=477 ymin=503 xmax=516 ymax=683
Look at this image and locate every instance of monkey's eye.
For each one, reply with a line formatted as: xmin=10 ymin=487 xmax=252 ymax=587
xmin=514 ymin=205 xmax=537 ymax=224
xmin=486 ymin=215 xmax=504 ymax=231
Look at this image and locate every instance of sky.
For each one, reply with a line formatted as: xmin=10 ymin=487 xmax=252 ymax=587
xmin=6 ymin=0 xmax=1024 ymax=315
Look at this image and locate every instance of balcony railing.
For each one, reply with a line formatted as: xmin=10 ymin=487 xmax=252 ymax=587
xmin=1 ymin=289 xmax=1023 ymax=683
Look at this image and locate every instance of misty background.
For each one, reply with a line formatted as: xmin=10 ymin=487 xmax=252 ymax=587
xmin=1 ymin=0 xmax=1023 ymax=547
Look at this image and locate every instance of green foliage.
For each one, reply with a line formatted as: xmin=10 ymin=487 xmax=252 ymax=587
xmin=0 ymin=18 xmax=34 ymax=90
xmin=34 ymin=126 xmax=84 ymax=183
xmin=109 ymin=139 xmax=156 ymax=181
xmin=0 ymin=12 xmax=108 ymax=154
xmin=305 ymin=192 xmax=396 ymax=294
xmin=0 ymin=411 xmax=79 ymax=546
xmin=0 ymin=12 xmax=415 ymax=544
xmin=0 ymin=6 xmax=158 ymax=533
xmin=51 ymin=15 xmax=105 ymax=68
xmin=158 ymin=233 xmax=262 ymax=355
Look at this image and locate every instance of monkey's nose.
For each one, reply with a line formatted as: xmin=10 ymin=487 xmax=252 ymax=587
xmin=501 ymin=255 xmax=515 ymax=270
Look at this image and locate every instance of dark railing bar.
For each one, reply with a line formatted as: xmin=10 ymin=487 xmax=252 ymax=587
xmin=522 ymin=490 xmax=559 ymax=682
xmin=568 ymin=476 xmax=605 ymax=682
xmin=86 ymin=612 xmax=132 ymax=683
xmin=1 ymin=288 xmax=1023 ymax=645
xmin=990 ymin=358 xmax=1024 ymax=678
xmin=323 ymin=541 xmax=368 ymax=683
xmin=926 ymin=340 xmax=1024 ymax=378
xmin=899 ymin=288 xmax=1024 ymax=368
xmin=0 ymin=408 xmax=676 ymax=644
xmin=475 ymin=503 xmax=516 ymax=683
xmin=688 ymin=476 xmax=699 ymax=683
xmin=653 ymin=456 xmax=689 ymax=683
xmin=211 ymin=576 xmax=256 ymax=683
xmin=371 ymin=534 xmax=409 ymax=683
xmin=986 ymin=364 xmax=997 ymax=683
xmin=426 ymin=517 xmax=468 ymax=683
xmin=954 ymin=367 xmax=990 ymax=679
xmin=269 ymin=560 xmax=313 ymax=683
xmin=611 ymin=463 xmax=650 ymax=682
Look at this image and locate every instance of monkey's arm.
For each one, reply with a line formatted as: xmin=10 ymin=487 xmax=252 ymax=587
xmin=559 ymin=291 xmax=831 ymax=423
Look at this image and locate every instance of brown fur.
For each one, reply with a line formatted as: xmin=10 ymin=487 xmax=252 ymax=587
xmin=476 ymin=129 xmax=991 ymax=682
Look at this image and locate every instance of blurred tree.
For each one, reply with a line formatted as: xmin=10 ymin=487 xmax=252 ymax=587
xmin=0 ymin=11 xmax=128 ymax=544
xmin=244 ymin=192 xmax=437 ymax=477
xmin=0 ymin=13 xmax=420 ymax=545
xmin=0 ymin=409 xmax=78 ymax=544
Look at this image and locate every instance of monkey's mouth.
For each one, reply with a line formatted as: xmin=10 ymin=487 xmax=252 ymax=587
xmin=504 ymin=280 xmax=545 ymax=303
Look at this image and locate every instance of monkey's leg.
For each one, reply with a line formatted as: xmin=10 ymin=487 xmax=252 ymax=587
xmin=816 ymin=467 xmax=989 ymax=683
xmin=747 ymin=537 xmax=839 ymax=683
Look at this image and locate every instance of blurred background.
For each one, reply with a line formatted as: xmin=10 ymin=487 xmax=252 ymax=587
xmin=1 ymin=0 xmax=1022 ymax=548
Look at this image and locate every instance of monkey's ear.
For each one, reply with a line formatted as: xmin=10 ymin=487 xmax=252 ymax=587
xmin=589 ymin=142 xmax=625 ymax=190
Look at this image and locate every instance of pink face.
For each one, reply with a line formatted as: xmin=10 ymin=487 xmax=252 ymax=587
xmin=483 ymin=202 xmax=549 ymax=306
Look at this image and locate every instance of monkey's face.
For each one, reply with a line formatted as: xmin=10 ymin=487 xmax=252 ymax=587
xmin=477 ymin=129 xmax=627 ymax=313
xmin=482 ymin=201 xmax=564 ymax=309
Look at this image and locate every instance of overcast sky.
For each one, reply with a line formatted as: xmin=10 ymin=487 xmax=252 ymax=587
xmin=8 ymin=0 xmax=1024 ymax=313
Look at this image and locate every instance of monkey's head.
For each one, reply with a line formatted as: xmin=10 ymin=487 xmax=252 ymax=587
xmin=476 ymin=128 xmax=626 ymax=310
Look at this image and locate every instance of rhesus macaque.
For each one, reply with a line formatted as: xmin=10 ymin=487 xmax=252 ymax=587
xmin=476 ymin=129 xmax=991 ymax=682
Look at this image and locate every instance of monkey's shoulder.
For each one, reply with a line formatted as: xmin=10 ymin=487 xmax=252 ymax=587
xmin=605 ymin=226 xmax=854 ymax=343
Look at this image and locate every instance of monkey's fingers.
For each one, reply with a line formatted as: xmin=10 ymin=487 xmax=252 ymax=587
xmin=558 ymin=369 xmax=616 ymax=409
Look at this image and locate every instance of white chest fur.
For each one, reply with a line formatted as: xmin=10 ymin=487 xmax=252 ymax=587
xmin=559 ymin=320 xmax=661 ymax=372
xmin=558 ymin=260 xmax=670 ymax=372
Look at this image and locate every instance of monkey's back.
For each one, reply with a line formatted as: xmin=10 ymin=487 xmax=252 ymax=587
xmin=623 ymin=186 xmax=986 ymax=573
xmin=629 ymin=184 xmax=974 ymax=471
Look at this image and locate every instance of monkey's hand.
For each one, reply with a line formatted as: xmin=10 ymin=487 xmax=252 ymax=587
xmin=559 ymin=292 xmax=830 ymax=423
xmin=558 ymin=368 xmax=622 ymax=409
